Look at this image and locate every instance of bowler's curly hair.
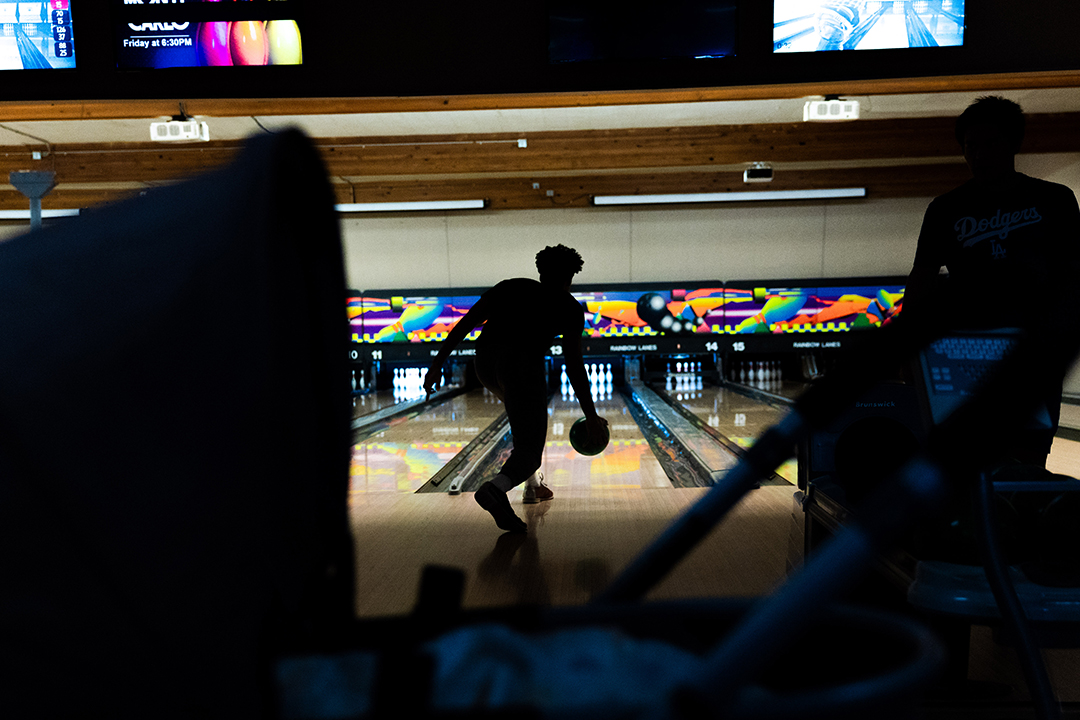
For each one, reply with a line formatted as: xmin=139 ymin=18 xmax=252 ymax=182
xmin=535 ymin=244 xmax=584 ymax=283
xmin=955 ymin=96 xmax=1025 ymax=151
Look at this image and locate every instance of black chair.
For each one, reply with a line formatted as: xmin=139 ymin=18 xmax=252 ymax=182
xmin=0 ymin=129 xmax=354 ymax=719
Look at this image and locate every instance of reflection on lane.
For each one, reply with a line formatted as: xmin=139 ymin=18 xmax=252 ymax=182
xmin=350 ymin=389 xmax=407 ymax=420
xmin=732 ymin=378 xmax=810 ymax=402
xmin=350 ymin=389 xmax=504 ymax=497
xmin=543 ymin=390 xmax=670 ymax=492
xmin=665 ymin=379 xmax=799 ymax=483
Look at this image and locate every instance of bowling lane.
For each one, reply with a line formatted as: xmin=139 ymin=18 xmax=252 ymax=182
xmin=661 ymin=378 xmax=798 ymax=483
xmin=752 ymin=378 xmax=811 ymax=402
xmin=349 ymin=388 xmax=505 ymax=496
xmin=727 ymin=377 xmax=809 ymax=403
xmin=541 ymin=390 xmax=671 ymax=493
xmin=0 ymin=35 xmax=20 ymax=70
xmin=350 ymin=388 xmax=408 ymax=420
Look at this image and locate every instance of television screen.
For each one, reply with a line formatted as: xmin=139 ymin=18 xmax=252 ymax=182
xmin=549 ymin=0 xmax=737 ymax=62
xmin=723 ymin=281 xmax=904 ymax=333
xmin=356 ymin=292 xmax=483 ymax=344
xmin=773 ymin=0 xmax=965 ymax=53
xmin=574 ymin=284 xmax=724 ymax=337
xmin=350 ymin=279 xmax=904 ymax=344
xmin=723 ymin=285 xmax=813 ymax=334
xmin=808 ymin=281 xmax=904 ymax=329
xmin=115 ymin=1 xmax=301 ymax=69
xmin=0 ymin=0 xmax=75 ymax=70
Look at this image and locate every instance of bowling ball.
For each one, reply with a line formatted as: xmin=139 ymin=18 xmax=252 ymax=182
xmin=636 ymin=292 xmax=668 ymax=328
xmin=569 ymin=417 xmax=609 ymax=456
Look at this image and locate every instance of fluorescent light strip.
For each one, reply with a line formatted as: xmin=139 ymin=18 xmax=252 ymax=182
xmin=335 ymin=200 xmax=486 ymax=213
xmin=592 ymin=188 xmax=866 ymax=206
xmin=0 ymin=209 xmax=80 ymax=219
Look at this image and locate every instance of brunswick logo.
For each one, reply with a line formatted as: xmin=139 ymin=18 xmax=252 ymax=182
xmin=855 ymin=401 xmax=896 ymax=408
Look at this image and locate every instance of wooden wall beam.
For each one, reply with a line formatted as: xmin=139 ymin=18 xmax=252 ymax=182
xmin=0 ymin=70 xmax=1078 ymax=121
xmin=1 ymin=162 xmax=969 ymax=212
xmin=0 ymin=113 xmax=1070 ymax=186
xmin=335 ymin=164 xmax=972 ymax=210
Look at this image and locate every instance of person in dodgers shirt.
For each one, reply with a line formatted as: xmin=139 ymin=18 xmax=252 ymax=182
xmin=904 ymin=96 xmax=1080 ymax=466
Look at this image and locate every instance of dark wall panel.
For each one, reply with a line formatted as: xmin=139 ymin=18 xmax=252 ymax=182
xmin=5 ymin=1 xmax=1080 ymax=101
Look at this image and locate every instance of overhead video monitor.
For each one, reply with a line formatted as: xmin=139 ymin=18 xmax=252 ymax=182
xmin=0 ymin=1 xmax=75 ymax=70
xmin=115 ymin=0 xmax=302 ymax=69
xmin=355 ymin=291 xmax=484 ymax=344
xmin=773 ymin=0 xmax=965 ymax=53
xmin=801 ymin=280 xmax=905 ymax=330
xmin=573 ymin=284 xmax=724 ymax=338
xmin=723 ymin=279 xmax=904 ymax=333
xmin=549 ymin=0 xmax=738 ymax=63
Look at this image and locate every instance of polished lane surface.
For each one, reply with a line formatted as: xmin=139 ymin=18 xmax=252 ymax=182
xmin=349 ymin=388 xmax=505 ymax=496
xmin=660 ymin=375 xmax=802 ymax=483
xmin=348 ymin=383 xmax=798 ymax=620
xmin=351 ymin=387 xmax=426 ymax=421
xmin=539 ymin=389 xmax=671 ymax=494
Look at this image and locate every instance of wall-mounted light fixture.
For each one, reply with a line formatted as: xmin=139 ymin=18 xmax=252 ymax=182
xmin=591 ymin=188 xmax=866 ymax=206
xmin=335 ymin=200 xmax=487 ymax=213
xmin=0 ymin=208 xmax=79 ymax=220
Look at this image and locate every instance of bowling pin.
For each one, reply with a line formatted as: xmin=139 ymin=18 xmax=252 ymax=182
xmin=605 ymin=363 xmax=613 ymax=384
xmin=197 ymin=21 xmax=232 ymax=66
xmin=230 ymin=20 xmax=270 ymax=66
xmin=266 ymin=19 xmax=302 ymax=65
